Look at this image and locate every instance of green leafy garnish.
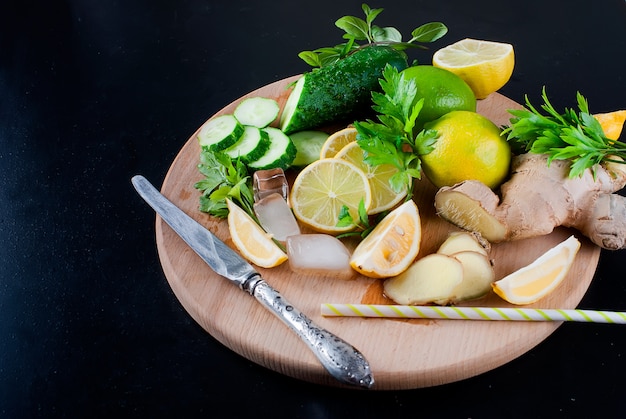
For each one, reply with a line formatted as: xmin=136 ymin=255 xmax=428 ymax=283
xmin=194 ymin=150 xmax=256 ymax=221
xmin=336 ymin=199 xmax=388 ymax=239
xmin=503 ymin=87 xmax=626 ymax=178
xmin=353 ymin=64 xmax=439 ymax=198
xmin=298 ymin=3 xmax=448 ymax=68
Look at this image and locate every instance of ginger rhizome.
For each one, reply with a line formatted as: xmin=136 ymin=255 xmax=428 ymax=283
xmin=435 ymin=152 xmax=626 ymax=250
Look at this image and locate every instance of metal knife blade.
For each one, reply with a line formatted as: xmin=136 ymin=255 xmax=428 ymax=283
xmin=132 ymin=175 xmax=374 ymax=389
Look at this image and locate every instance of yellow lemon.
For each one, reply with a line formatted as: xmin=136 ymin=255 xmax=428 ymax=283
xmin=594 ymin=110 xmax=626 ymax=141
xmin=319 ymin=126 xmax=358 ymax=159
xmin=492 ymin=235 xmax=581 ymax=305
xmin=433 ymin=38 xmax=515 ymax=99
xmin=421 ymin=110 xmax=511 ymax=189
xmin=226 ymin=199 xmax=287 ymax=268
xmin=335 ymin=141 xmax=408 ymax=214
xmin=350 ymin=200 xmax=421 ymax=278
xmin=289 ymin=158 xmax=372 ymax=234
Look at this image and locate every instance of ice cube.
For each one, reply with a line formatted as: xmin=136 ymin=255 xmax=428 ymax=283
xmin=286 ymin=234 xmax=353 ymax=279
xmin=253 ymin=193 xmax=300 ymax=243
xmin=253 ymin=168 xmax=289 ymax=202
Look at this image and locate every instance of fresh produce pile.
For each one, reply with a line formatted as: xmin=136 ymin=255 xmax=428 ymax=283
xmin=193 ymin=4 xmax=626 ymax=307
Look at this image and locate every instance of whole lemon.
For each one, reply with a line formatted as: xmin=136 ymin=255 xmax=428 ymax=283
xmin=421 ymin=110 xmax=511 ymax=189
xmin=401 ymin=65 xmax=477 ymax=130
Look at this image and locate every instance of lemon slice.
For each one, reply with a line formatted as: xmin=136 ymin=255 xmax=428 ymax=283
xmin=492 ymin=235 xmax=581 ymax=305
xmin=290 ymin=158 xmax=372 ymax=234
xmin=350 ymin=200 xmax=421 ymax=278
xmin=226 ymin=199 xmax=287 ymax=268
xmin=319 ymin=127 xmax=358 ymax=159
xmin=335 ymin=141 xmax=408 ymax=214
xmin=432 ymin=38 xmax=514 ymax=99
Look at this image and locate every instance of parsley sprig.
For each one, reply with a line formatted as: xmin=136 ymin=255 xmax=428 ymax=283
xmin=335 ymin=199 xmax=389 ymax=239
xmin=503 ymin=88 xmax=626 ymax=178
xmin=194 ymin=150 xmax=256 ymax=221
xmin=353 ymin=64 xmax=439 ymax=198
xmin=298 ymin=3 xmax=447 ymax=68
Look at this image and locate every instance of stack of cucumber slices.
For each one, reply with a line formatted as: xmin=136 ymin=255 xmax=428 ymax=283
xmin=197 ymin=97 xmax=297 ymax=170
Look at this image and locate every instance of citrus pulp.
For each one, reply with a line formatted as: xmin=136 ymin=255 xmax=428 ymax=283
xmin=335 ymin=142 xmax=408 ymax=214
xmin=289 ymin=158 xmax=372 ymax=234
xmin=349 ymin=200 xmax=422 ymax=278
xmin=432 ymin=38 xmax=515 ymax=99
xmin=226 ymin=199 xmax=288 ymax=268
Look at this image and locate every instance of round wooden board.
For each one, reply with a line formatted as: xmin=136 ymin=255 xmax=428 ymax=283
xmin=156 ymin=76 xmax=600 ymax=390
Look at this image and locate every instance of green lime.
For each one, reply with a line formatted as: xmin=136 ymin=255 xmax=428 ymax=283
xmin=401 ymin=65 xmax=477 ymax=130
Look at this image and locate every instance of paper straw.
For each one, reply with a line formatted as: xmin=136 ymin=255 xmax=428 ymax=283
xmin=321 ymin=303 xmax=626 ymax=324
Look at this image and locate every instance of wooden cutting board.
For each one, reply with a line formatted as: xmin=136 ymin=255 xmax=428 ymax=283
xmin=155 ymin=76 xmax=600 ymax=390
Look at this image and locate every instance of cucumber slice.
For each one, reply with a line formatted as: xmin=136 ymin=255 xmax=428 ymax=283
xmin=248 ymin=127 xmax=297 ymax=170
xmin=223 ymin=126 xmax=271 ymax=163
xmin=197 ymin=114 xmax=244 ymax=151
xmin=289 ymin=130 xmax=329 ymax=167
xmin=280 ymin=46 xmax=408 ymax=134
xmin=234 ymin=97 xmax=280 ymax=128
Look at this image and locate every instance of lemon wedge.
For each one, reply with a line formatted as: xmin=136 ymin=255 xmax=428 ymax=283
xmin=594 ymin=110 xmax=626 ymax=141
xmin=492 ymin=235 xmax=581 ymax=305
xmin=433 ymin=38 xmax=514 ymax=99
xmin=226 ymin=199 xmax=287 ymax=268
xmin=350 ymin=200 xmax=421 ymax=278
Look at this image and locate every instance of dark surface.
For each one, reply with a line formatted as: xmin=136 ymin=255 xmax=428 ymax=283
xmin=2 ymin=0 xmax=626 ymax=417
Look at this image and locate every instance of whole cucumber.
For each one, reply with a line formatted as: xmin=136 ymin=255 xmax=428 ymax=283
xmin=280 ymin=46 xmax=409 ymax=134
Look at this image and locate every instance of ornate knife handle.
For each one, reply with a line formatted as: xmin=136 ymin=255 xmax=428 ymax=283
xmin=242 ymin=275 xmax=374 ymax=389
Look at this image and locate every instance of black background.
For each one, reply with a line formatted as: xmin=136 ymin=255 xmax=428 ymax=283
xmin=2 ymin=1 xmax=626 ymax=417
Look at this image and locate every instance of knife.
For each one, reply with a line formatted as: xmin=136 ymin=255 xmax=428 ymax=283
xmin=131 ymin=175 xmax=374 ymax=389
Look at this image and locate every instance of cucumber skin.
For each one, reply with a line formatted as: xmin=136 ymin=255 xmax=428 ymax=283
xmin=280 ymin=46 xmax=409 ymax=134
xmin=197 ymin=114 xmax=245 ymax=152
xmin=223 ymin=126 xmax=271 ymax=163
xmin=248 ymin=127 xmax=297 ymax=171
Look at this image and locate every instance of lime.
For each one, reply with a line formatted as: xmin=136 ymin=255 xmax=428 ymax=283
xmin=421 ymin=110 xmax=511 ymax=189
xmin=400 ymin=65 xmax=477 ymax=130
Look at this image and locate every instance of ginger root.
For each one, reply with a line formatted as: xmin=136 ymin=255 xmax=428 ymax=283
xmin=383 ymin=231 xmax=495 ymax=305
xmin=434 ymin=153 xmax=626 ymax=250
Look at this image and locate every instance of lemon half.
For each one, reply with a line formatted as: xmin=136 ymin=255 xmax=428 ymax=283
xmin=433 ymin=38 xmax=514 ymax=99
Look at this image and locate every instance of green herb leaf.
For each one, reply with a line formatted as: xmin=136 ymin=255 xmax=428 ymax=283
xmin=408 ymin=22 xmax=448 ymax=43
xmin=335 ymin=16 xmax=369 ymax=41
xmin=300 ymin=3 xmax=447 ymax=68
xmin=353 ymin=64 xmax=439 ymax=199
xmin=336 ymin=205 xmax=356 ymax=228
xmin=503 ymin=87 xmax=626 ymax=178
xmin=372 ymin=26 xmax=402 ymax=43
xmin=336 ymin=199 xmax=388 ymax=239
xmin=194 ymin=150 xmax=257 ymax=220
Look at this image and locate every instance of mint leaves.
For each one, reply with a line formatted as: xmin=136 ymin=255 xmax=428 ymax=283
xmin=503 ymin=88 xmax=626 ymax=178
xmin=299 ymin=3 xmax=448 ymax=68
